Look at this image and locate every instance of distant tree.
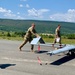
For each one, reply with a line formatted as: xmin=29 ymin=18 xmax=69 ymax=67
xmin=14 ymin=32 xmax=25 ymax=37
xmin=67 ymin=34 xmax=75 ymax=39
xmin=7 ymin=32 xmax=11 ymax=37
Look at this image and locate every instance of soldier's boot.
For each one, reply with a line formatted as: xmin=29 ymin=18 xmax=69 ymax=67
xmin=19 ymin=42 xmax=26 ymax=51
xmin=19 ymin=45 xmax=23 ymax=51
xmin=31 ymin=45 xmax=34 ymax=52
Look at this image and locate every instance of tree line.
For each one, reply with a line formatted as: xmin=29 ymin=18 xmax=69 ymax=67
xmin=0 ymin=31 xmax=75 ymax=39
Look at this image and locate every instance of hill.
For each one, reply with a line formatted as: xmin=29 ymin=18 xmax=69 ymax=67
xmin=0 ymin=18 xmax=75 ymax=34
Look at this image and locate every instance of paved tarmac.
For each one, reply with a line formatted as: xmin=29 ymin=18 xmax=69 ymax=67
xmin=0 ymin=39 xmax=75 ymax=75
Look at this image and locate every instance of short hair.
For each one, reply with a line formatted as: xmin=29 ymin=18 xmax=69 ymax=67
xmin=31 ymin=23 xmax=35 ymax=26
xmin=58 ymin=24 xmax=61 ymax=27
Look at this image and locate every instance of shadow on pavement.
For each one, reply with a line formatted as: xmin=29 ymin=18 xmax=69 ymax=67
xmin=50 ymin=55 xmax=75 ymax=66
xmin=0 ymin=64 xmax=16 ymax=69
xmin=35 ymin=50 xmax=48 ymax=54
xmin=22 ymin=50 xmax=48 ymax=53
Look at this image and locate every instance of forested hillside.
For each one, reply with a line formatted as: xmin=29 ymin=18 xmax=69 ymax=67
xmin=0 ymin=19 xmax=75 ymax=34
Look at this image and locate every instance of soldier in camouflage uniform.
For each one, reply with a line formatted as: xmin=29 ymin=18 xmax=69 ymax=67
xmin=19 ymin=23 xmax=39 ymax=51
xmin=52 ymin=25 xmax=61 ymax=47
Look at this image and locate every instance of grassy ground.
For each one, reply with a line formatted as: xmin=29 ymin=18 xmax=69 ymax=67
xmin=0 ymin=36 xmax=23 ymax=41
xmin=43 ymin=38 xmax=75 ymax=45
xmin=0 ymin=36 xmax=75 ymax=45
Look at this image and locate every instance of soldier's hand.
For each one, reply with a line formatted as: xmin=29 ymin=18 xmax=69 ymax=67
xmin=36 ymin=34 xmax=40 ymax=37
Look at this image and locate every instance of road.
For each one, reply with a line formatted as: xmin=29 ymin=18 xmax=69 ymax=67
xmin=0 ymin=39 xmax=75 ymax=75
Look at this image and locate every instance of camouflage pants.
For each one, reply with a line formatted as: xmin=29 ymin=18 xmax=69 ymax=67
xmin=54 ymin=37 xmax=61 ymax=44
xmin=20 ymin=37 xmax=34 ymax=50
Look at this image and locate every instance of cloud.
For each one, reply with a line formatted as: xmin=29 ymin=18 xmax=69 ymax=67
xmin=16 ymin=16 xmax=25 ymax=19
xmin=0 ymin=7 xmax=16 ymax=17
xmin=0 ymin=7 xmax=25 ymax=19
xmin=17 ymin=12 xmax=20 ymax=15
xmin=19 ymin=4 xmax=24 ymax=7
xmin=4 ymin=13 xmax=16 ymax=17
xmin=26 ymin=4 xmax=30 ymax=8
xmin=28 ymin=8 xmax=50 ymax=18
xmin=0 ymin=7 xmax=12 ymax=13
xmin=49 ymin=9 xmax=75 ymax=22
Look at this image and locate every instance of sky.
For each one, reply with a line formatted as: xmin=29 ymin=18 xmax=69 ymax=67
xmin=0 ymin=0 xmax=75 ymax=23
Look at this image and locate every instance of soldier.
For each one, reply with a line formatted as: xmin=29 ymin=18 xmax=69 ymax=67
xmin=52 ymin=24 xmax=61 ymax=47
xmin=19 ymin=23 xmax=39 ymax=51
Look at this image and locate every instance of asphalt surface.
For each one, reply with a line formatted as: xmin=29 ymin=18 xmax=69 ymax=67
xmin=0 ymin=39 xmax=75 ymax=75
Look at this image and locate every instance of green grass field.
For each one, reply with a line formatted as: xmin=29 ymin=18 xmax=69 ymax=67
xmin=0 ymin=36 xmax=75 ymax=45
xmin=43 ymin=38 xmax=75 ymax=45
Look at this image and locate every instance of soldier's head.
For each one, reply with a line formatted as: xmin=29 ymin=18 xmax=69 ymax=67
xmin=58 ymin=24 xmax=61 ymax=29
xmin=31 ymin=23 xmax=35 ymax=28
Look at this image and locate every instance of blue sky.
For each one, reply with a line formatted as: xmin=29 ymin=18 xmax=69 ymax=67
xmin=0 ymin=0 xmax=75 ymax=22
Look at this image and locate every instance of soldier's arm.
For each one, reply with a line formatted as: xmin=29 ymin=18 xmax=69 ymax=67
xmin=30 ymin=28 xmax=39 ymax=37
xmin=55 ymin=29 xmax=59 ymax=38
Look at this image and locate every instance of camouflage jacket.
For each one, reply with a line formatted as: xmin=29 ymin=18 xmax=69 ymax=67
xmin=24 ymin=26 xmax=37 ymax=39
